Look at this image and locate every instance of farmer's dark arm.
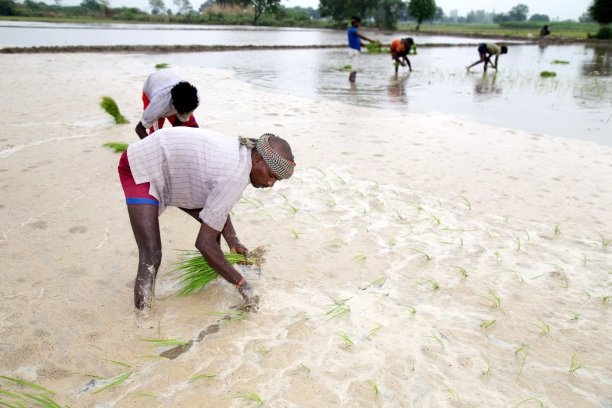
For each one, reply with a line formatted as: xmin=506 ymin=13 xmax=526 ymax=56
xmin=135 ymin=122 xmax=149 ymax=139
xmin=221 ymin=215 xmax=248 ymax=260
xmin=356 ymin=32 xmax=374 ymax=44
xmin=404 ymin=56 xmax=412 ymax=71
xmin=493 ymin=55 xmax=500 ymax=69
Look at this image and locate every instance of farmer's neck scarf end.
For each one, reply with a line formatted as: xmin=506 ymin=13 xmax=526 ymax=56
xmin=240 ymin=134 xmax=295 ymax=180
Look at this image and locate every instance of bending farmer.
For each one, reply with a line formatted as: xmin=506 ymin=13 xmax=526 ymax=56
xmin=118 ymin=127 xmax=296 ymax=312
xmin=135 ymin=70 xmax=200 ymax=139
xmin=390 ymin=37 xmax=414 ymax=74
xmin=466 ymin=43 xmax=508 ymax=73
xmin=347 ymin=15 xmax=378 ymax=82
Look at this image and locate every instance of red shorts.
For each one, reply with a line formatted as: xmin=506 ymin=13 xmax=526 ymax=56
xmin=118 ymin=150 xmax=159 ymax=206
xmin=142 ymin=91 xmax=197 ymax=135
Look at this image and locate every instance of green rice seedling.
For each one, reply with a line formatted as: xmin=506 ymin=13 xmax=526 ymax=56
xmin=481 ymin=359 xmax=494 ymax=376
xmin=425 ymin=331 xmax=444 ymax=349
xmin=139 ymin=338 xmax=190 ymax=346
xmin=418 ymin=279 xmax=439 ymax=290
xmin=327 ymin=199 xmax=336 ymax=208
xmin=224 ymin=391 xmax=263 ymax=405
xmin=426 ymin=214 xmax=440 ymax=225
xmin=389 ymin=237 xmax=396 ymax=248
xmin=554 ymin=224 xmax=561 ymax=235
xmin=540 ymin=71 xmax=557 ymax=77
xmin=371 ymin=180 xmax=379 ymax=189
xmin=169 ymin=249 xmax=263 ymax=297
xmin=504 ymin=269 xmax=524 ymax=283
xmin=569 ymin=353 xmax=581 ymax=373
xmin=330 ymin=170 xmax=346 ymax=184
xmin=601 ymin=294 xmax=610 ymax=304
xmin=103 ymin=142 xmax=128 ymax=153
xmin=531 ymin=320 xmax=549 ymax=335
xmin=340 ymin=64 xmax=352 ymax=71
xmin=276 ymin=192 xmax=288 ymax=201
xmin=515 ymin=397 xmax=544 ymax=407
xmin=480 ymin=319 xmax=496 ymax=328
xmin=408 ymin=248 xmax=431 ymax=260
xmin=188 ymin=374 xmax=216 ymax=381
xmin=569 ymin=311 xmax=579 ymax=321
xmin=134 ymin=355 xmax=170 ymax=359
xmin=443 ymin=383 xmax=460 ymax=403
xmin=285 ymin=316 xmax=309 ymax=330
xmin=366 ymin=323 xmax=382 ymax=339
xmin=155 ymin=63 xmax=170 ymax=68
xmin=457 ymin=195 xmax=471 ymax=211
xmin=367 ymin=379 xmax=379 ymax=395
xmin=365 ymin=42 xmax=386 ymax=53
xmin=101 ymin=358 xmax=131 ymax=368
xmin=0 ymin=376 xmax=55 ymax=395
xmin=515 ymin=237 xmax=521 ymax=251
xmin=238 ymin=196 xmax=263 ymax=209
xmin=495 ymin=251 xmax=502 ymax=263
xmin=323 ymin=297 xmax=352 ymax=320
xmin=337 ymin=331 xmax=354 ymax=349
xmin=297 ymin=363 xmax=310 ymax=373
xmin=553 ymin=60 xmax=569 ymax=64
xmin=352 ymin=253 xmax=367 ymax=262
xmin=478 ymin=289 xmax=501 ymax=309
xmin=598 ymin=232 xmax=610 ymax=248
xmin=524 ymin=228 xmax=531 ymax=241
xmin=454 ymin=265 xmax=468 ymax=277
xmin=0 ymin=388 xmax=26 ymax=400
xmin=503 ymin=214 xmax=509 ymax=223
xmin=291 ymin=229 xmax=302 ymax=238
xmin=100 ymin=96 xmax=130 ymax=124
xmin=256 ymin=350 xmax=270 ymax=354
xmin=403 ymin=305 xmax=416 ymax=314
xmin=514 ymin=344 xmax=530 ymax=385
xmin=21 ymin=393 xmax=65 ymax=408
xmin=360 ymin=277 xmax=386 ymax=290
xmin=129 ymin=392 xmax=156 ymax=397
xmin=93 ymin=371 xmax=132 ymax=394
xmin=281 ymin=203 xmax=297 ymax=213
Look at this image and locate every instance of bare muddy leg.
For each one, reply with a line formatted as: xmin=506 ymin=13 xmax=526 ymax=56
xmin=127 ymin=204 xmax=162 ymax=311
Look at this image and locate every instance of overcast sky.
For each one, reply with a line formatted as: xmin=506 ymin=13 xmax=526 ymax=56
xmin=54 ymin=0 xmax=592 ymax=21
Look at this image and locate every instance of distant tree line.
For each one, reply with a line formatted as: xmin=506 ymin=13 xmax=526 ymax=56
xmin=1 ymin=0 xmax=609 ymax=34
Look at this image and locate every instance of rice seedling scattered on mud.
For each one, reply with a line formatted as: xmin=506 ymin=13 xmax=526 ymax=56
xmin=93 ymin=371 xmax=132 ymax=394
xmin=569 ymin=311 xmax=579 ymax=321
xmin=425 ymin=331 xmax=444 ymax=349
xmin=337 ymin=331 xmax=354 ymax=349
xmin=443 ymin=383 xmax=460 ymax=403
xmin=0 ymin=376 xmax=55 ymax=395
xmin=409 ymin=247 xmax=431 ymax=260
xmin=323 ymin=297 xmax=352 ymax=320
xmin=403 ymin=305 xmax=416 ymax=314
xmin=454 ymin=265 xmax=468 ymax=277
xmin=389 ymin=237 xmax=396 ymax=248
xmin=481 ymin=359 xmax=494 ymax=376
xmin=128 ymin=392 xmax=156 ymax=397
xmin=600 ymin=294 xmax=610 ymax=304
xmin=19 ymin=393 xmax=67 ymax=408
xmin=297 ymin=363 xmax=311 ymax=373
xmin=504 ymin=269 xmax=525 ymax=283
xmin=238 ymin=196 xmax=263 ymax=209
xmin=352 ymin=253 xmax=367 ymax=262
xmin=553 ymin=60 xmax=569 ymax=64
xmin=426 ymin=214 xmax=441 ymax=225
xmin=515 ymin=396 xmax=544 ymax=407
xmin=532 ymin=320 xmax=550 ymax=335
xmin=515 ymin=237 xmax=521 ymax=251
xmin=361 ymin=277 xmax=386 ymax=290
xmin=256 ymin=349 xmax=270 ymax=354
xmin=366 ymin=323 xmax=383 ymax=339
xmin=418 ymin=278 xmax=439 ymax=290
xmin=478 ymin=289 xmax=501 ymax=309
xmin=155 ymin=63 xmax=170 ymax=68
xmin=224 ymin=391 xmax=263 ymax=405
xmin=514 ymin=344 xmax=530 ymax=385
xmin=103 ymin=142 xmax=128 ymax=153
xmin=331 ymin=170 xmax=346 ymax=184
xmin=598 ymin=232 xmax=610 ymax=248
xmin=569 ymin=353 xmax=582 ymax=372
xmin=554 ymin=224 xmax=562 ymax=235
xmin=367 ymin=379 xmax=380 ymax=395
xmin=480 ymin=319 xmax=496 ymax=329
xmin=503 ymin=214 xmax=509 ymax=223
xmin=495 ymin=251 xmax=502 ymax=263
xmin=188 ymin=374 xmax=216 ymax=381
xmin=285 ymin=316 xmax=309 ymax=330
xmin=540 ymin=71 xmax=557 ymax=77
xmin=100 ymin=96 xmax=130 ymax=124
xmin=327 ymin=199 xmax=337 ymax=208
xmin=169 ymin=248 xmax=264 ymax=297
xmin=524 ymin=228 xmax=531 ymax=241
xmin=457 ymin=195 xmax=472 ymax=211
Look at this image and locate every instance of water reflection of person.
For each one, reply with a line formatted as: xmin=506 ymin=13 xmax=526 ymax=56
xmin=466 ymin=43 xmax=508 ymax=73
xmin=387 ymin=74 xmax=409 ymax=104
xmin=390 ymin=37 xmax=414 ymax=74
xmin=347 ymin=15 xmax=379 ymax=82
xmin=474 ymin=72 xmax=501 ymax=95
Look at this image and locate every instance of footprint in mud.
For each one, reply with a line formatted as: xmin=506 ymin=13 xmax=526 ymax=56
xmin=69 ymin=225 xmax=87 ymax=233
xmin=28 ymin=220 xmax=47 ymax=230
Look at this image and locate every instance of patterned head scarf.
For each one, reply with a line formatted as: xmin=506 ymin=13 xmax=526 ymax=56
xmin=239 ymin=133 xmax=296 ymax=180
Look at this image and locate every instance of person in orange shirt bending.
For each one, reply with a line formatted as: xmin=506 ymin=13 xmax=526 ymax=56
xmin=390 ymin=37 xmax=414 ymax=74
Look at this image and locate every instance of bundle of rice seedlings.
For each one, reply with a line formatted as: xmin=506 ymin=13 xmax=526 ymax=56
xmin=170 ymin=247 xmax=266 ymax=297
xmin=540 ymin=71 xmax=557 ymax=77
xmin=155 ymin=63 xmax=170 ymax=69
xmin=103 ymin=142 xmax=128 ymax=153
xmin=100 ymin=96 xmax=130 ymax=124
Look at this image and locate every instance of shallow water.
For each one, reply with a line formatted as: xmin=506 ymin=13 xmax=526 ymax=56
xmin=0 ymin=21 xmax=506 ymax=47
xmin=141 ymin=43 xmax=612 ymax=145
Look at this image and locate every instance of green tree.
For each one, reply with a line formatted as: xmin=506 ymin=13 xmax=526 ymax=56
xmin=588 ymin=0 xmax=612 ymax=25
xmin=319 ymin=0 xmax=378 ymax=24
xmin=407 ymin=0 xmax=436 ymax=30
xmin=240 ymin=0 xmax=280 ymax=25
xmin=0 ymin=0 xmax=17 ymax=15
xmin=373 ymin=0 xmax=405 ymax=29
xmin=79 ymin=0 xmax=101 ymax=13
xmin=508 ymin=3 xmax=528 ymax=21
xmin=173 ymin=0 xmax=193 ymax=14
xmin=434 ymin=5 xmax=444 ymax=21
xmin=529 ymin=13 xmax=549 ymax=22
xmin=149 ymin=0 xmax=165 ymax=14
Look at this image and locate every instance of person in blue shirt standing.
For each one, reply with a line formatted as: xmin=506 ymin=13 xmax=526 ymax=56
xmin=347 ymin=16 xmax=378 ymax=82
